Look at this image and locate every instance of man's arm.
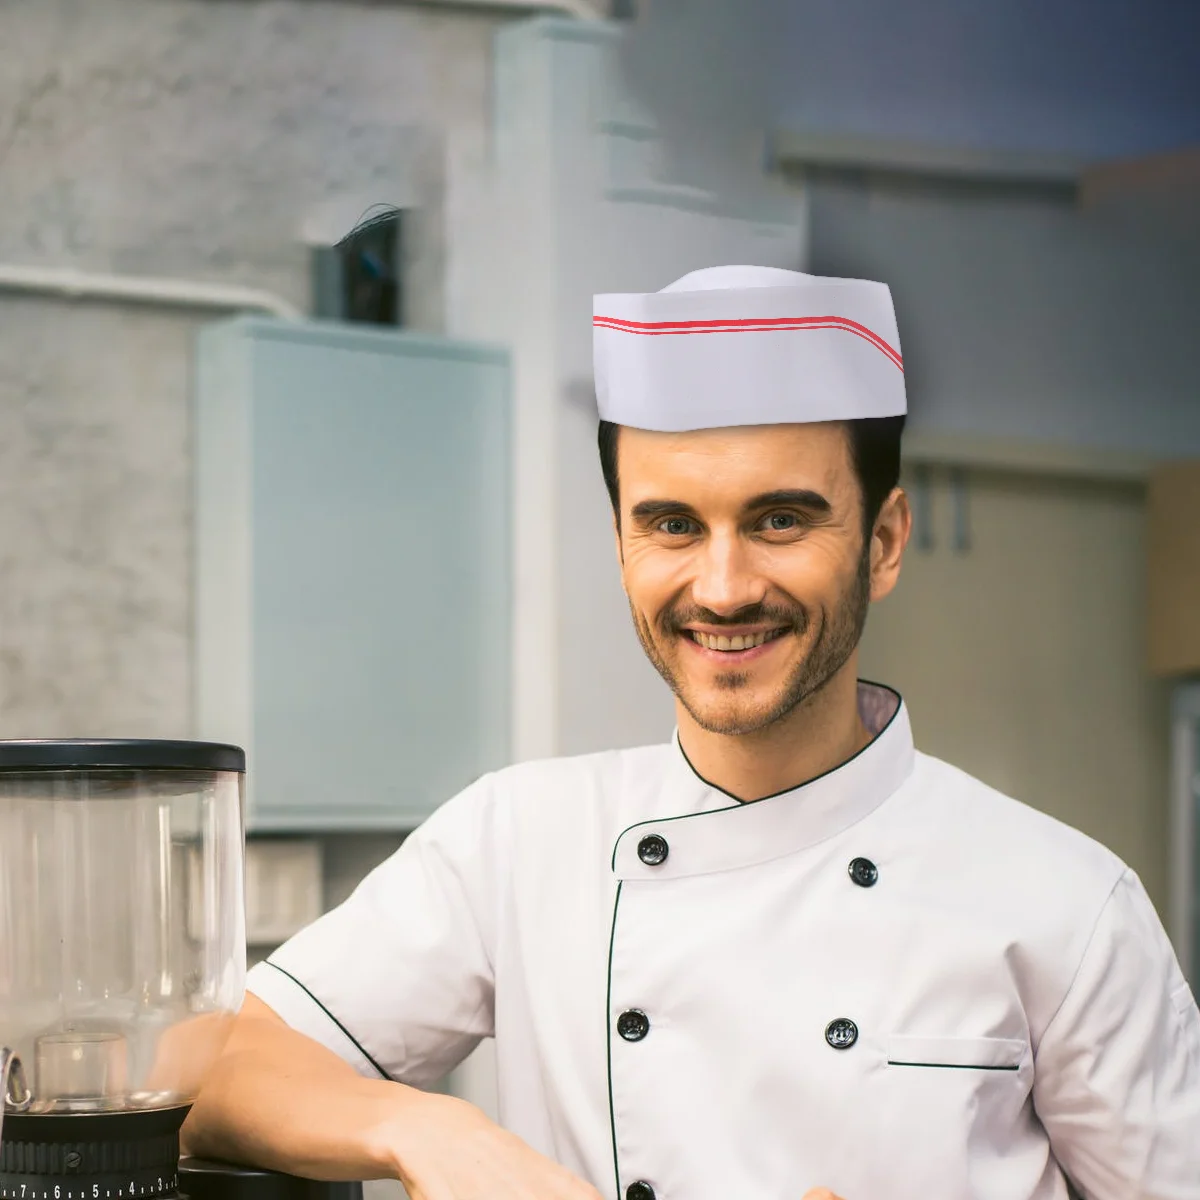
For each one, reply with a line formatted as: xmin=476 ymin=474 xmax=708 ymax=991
xmin=182 ymin=994 xmax=406 ymax=1179
xmin=1033 ymin=869 xmax=1200 ymax=1199
xmin=183 ymin=994 xmax=604 ymax=1200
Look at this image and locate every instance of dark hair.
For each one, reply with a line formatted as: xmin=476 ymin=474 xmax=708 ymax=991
xmin=597 ymin=416 xmax=906 ymax=535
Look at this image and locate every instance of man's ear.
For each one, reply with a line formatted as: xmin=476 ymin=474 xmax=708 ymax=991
xmin=869 ymin=486 xmax=911 ymax=603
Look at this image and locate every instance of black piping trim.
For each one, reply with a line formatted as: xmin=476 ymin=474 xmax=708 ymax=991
xmin=887 ymin=1061 xmax=1020 ymax=1072
xmin=611 ymin=680 xmax=905 ymax=871
xmin=605 ymin=881 xmax=624 ymax=1200
xmin=263 ymin=960 xmax=393 ymax=1081
xmin=680 ymin=679 xmax=903 ymax=805
xmin=612 ymin=794 xmax=744 ymax=872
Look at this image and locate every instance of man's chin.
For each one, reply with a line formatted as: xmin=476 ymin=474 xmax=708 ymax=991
xmin=677 ymin=690 xmax=791 ymax=737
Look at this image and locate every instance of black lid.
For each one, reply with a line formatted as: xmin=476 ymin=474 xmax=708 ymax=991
xmin=0 ymin=740 xmax=245 ymax=774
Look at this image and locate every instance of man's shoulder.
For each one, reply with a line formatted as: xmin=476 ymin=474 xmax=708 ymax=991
xmin=429 ymin=742 xmax=676 ymax=865
xmin=411 ymin=743 xmax=676 ymax=872
xmin=484 ymin=741 xmax=676 ymax=805
xmin=908 ymin=750 xmax=1128 ymax=899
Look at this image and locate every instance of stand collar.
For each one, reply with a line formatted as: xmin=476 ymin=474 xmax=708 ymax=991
xmin=613 ymin=683 xmax=915 ymax=880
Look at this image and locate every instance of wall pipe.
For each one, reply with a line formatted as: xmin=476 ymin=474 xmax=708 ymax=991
xmin=0 ymin=263 xmax=302 ymax=321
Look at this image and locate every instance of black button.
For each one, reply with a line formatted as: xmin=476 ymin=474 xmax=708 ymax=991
xmin=617 ymin=1009 xmax=650 ymax=1041
xmin=848 ymin=857 xmax=878 ymax=888
xmin=637 ymin=834 xmax=669 ymax=866
xmin=627 ymin=1184 xmax=656 ymax=1200
xmin=825 ymin=1018 xmax=858 ymax=1050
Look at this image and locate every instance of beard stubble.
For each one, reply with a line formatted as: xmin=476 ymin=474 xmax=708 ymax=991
xmin=630 ymin=545 xmax=873 ymax=736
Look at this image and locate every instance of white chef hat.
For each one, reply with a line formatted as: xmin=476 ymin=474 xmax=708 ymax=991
xmin=593 ymin=265 xmax=906 ymax=431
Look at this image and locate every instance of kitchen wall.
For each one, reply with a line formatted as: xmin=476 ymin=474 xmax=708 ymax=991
xmin=0 ymin=0 xmax=502 ymax=746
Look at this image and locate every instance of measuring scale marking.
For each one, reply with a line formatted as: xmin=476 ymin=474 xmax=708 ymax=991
xmin=0 ymin=1174 xmax=177 ymax=1199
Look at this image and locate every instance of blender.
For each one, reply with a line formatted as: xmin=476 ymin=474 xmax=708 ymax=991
xmin=0 ymin=740 xmax=361 ymax=1199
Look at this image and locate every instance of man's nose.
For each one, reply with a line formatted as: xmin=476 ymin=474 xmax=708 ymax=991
xmin=689 ymin=532 xmax=768 ymax=617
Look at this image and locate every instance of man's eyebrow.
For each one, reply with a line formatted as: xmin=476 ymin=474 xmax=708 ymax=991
xmin=744 ymin=488 xmax=833 ymax=515
xmin=629 ymin=498 xmax=701 ymax=525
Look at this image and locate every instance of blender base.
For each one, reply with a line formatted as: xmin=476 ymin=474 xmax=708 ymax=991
xmin=0 ymin=1110 xmax=361 ymax=1200
xmin=0 ymin=1106 xmax=189 ymax=1200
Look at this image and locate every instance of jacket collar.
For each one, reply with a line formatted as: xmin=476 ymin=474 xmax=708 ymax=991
xmin=612 ymin=683 xmax=915 ymax=880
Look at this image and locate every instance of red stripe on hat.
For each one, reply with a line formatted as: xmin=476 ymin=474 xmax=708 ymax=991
xmin=593 ymin=314 xmax=903 ymax=371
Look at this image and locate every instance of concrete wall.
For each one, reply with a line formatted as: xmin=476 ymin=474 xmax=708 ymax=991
xmin=0 ymin=0 xmax=504 ymax=739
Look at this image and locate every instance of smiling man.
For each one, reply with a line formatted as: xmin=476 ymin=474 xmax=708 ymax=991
xmin=186 ymin=267 xmax=1200 ymax=1200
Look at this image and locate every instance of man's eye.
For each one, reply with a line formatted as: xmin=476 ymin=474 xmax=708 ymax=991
xmin=658 ymin=517 xmax=695 ymax=536
xmin=764 ymin=512 xmax=798 ymax=531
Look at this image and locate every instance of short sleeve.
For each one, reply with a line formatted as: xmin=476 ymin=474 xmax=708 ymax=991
xmin=1033 ymin=869 xmax=1200 ymax=1199
xmin=246 ymin=774 xmax=503 ymax=1090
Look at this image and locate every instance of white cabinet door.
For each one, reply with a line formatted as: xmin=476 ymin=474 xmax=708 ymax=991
xmin=195 ymin=317 xmax=512 ymax=832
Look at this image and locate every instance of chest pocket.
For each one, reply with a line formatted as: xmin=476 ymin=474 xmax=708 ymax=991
xmin=886 ymin=1035 xmax=1026 ymax=1071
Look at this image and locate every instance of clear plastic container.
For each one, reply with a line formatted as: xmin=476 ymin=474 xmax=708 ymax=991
xmin=0 ymin=741 xmax=246 ymax=1116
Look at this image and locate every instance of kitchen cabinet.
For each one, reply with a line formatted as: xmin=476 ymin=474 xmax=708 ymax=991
xmin=194 ymin=317 xmax=511 ymax=831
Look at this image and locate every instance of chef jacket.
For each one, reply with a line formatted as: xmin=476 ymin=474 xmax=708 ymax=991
xmin=247 ymin=684 xmax=1200 ymax=1200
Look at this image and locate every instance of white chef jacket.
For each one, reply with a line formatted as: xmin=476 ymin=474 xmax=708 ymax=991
xmin=247 ymin=684 xmax=1200 ymax=1200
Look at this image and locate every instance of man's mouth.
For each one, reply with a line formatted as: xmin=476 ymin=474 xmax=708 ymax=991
xmin=686 ymin=628 xmax=789 ymax=653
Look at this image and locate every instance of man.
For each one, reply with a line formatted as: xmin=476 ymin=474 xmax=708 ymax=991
xmin=186 ymin=266 xmax=1200 ymax=1199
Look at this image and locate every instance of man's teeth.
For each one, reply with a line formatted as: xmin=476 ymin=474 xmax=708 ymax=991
xmin=690 ymin=630 xmax=782 ymax=652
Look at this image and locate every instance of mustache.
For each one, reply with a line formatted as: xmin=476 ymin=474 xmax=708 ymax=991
xmin=661 ymin=602 xmax=806 ymax=634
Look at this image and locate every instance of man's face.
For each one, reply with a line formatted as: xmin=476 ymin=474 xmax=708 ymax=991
xmin=615 ymin=422 xmax=901 ymax=737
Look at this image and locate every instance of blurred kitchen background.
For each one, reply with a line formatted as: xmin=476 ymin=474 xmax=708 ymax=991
xmin=2 ymin=0 xmax=1199 ymax=1155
